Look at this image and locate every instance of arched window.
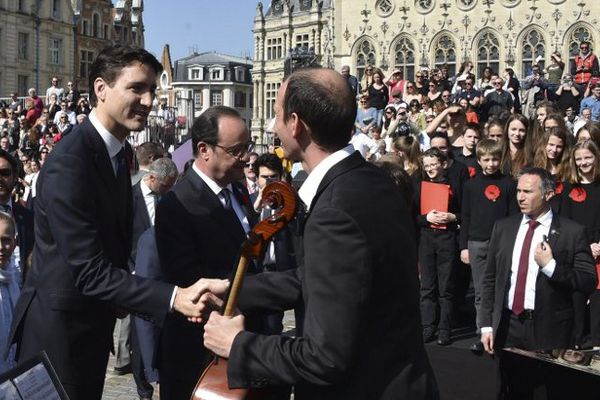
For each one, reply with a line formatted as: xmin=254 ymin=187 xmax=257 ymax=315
xmin=92 ymin=13 xmax=100 ymax=38
xmin=394 ymin=37 xmax=416 ymax=81
xmin=521 ymin=29 xmax=545 ymax=76
xmin=355 ymin=39 xmax=376 ymax=81
xmin=476 ymin=31 xmax=500 ymax=78
xmin=433 ymin=34 xmax=457 ymax=76
xmin=568 ymin=25 xmax=594 ymax=63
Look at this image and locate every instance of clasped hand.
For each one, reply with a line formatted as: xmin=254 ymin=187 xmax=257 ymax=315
xmin=534 ymin=240 xmax=553 ymax=268
xmin=172 ymin=278 xmax=229 ymax=323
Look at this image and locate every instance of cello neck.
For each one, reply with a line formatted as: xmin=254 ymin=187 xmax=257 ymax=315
xmin=223 ymin=254 xmax=250 ymax=317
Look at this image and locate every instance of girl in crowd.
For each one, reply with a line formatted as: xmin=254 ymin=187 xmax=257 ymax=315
xmin=408 ymin=99 xmax=427 ymax=131
xmin=368 ymin=69 xmax=389 ymax=127
xmin=404 ymin=81 xmax=423 ymax=105
xmin=533 ymin=127 xmax=571 ymax=211
xmin=485 ymin=117 xmax=505 ymax=141
xmin=359 ymin=64 xmax=374 ymax=93
xmin=502 ymin=68 xmax=521 ymax=114
xmin=393 ymin=135 xmax=421 ymax=176
xmin=381 ymin=105 xmax=399 ymax=138
xmin=561 ymin=140 xmax=600 ymax=347
xmin=0 ymin=212 xmax=21 ymax=374
xmin=478 ymin=66 xmax=494 ymax=92
xmin=427 ymin=80 xmax=442 ymax=102
xmin=500 ymin=114 xmax=532 ymax=177
xmin=459 ymin=98 xmax=479 ymax=124
xmin=576 ymin=122 xmax=600 ymax=148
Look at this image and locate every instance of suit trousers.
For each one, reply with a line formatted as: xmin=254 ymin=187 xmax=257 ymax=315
xmin=467 ymin=240 xmax=489 ymax=330
xmin=114 ymin=316 xmax=131 ymax=368
xmin=419 ymin=229 xmax=457 ymax=331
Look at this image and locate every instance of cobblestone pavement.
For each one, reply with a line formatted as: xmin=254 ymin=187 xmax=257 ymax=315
xmin=101 ymin=311 xmax=296 ymax=399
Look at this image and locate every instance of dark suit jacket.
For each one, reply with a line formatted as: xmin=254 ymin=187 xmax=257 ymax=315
xmin=12 ymin=201 xmax=34 ymax=264
xmin=229 ymin=151 xmax=439 ymax=400
xmin=9 ymin=119 xmax=174 ymax=394
xmin=480 ymin=213 xmax=597 ymax=350
xmin=155 ymin=168 xmax=258 ymax=391
xmin=129 ymin=181 xmax=152 ymax=271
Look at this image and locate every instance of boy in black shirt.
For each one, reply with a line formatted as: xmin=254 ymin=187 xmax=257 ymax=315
xmin=459 ymin=139 xmax=519 ymax=352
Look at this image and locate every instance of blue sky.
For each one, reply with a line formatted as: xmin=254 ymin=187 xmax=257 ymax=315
xmin=144 ymin=0 xmax=257 ymax=62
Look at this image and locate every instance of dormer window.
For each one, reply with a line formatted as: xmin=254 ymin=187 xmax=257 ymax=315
xmin=210 ymin=67 xmax=224 ymax=81
xmin=234 ymin=67 xmax=245 ymax=82
xmin=188 ymin=67 xmax=203 ymax=80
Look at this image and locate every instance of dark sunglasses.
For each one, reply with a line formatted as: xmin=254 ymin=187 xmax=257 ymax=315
xmin=244 ymin=163 xmax=254 ymax=168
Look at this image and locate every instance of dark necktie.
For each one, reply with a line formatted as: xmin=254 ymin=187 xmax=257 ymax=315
xmin=220 ymin=188 xmax=232 ymax=210
xmin=0 ymin=204 xmax=11 ymax=214
xmin=512 ymin=220 xmax=540 ymax=315
xmin=115 ymin=148 xmax=127 ymax=181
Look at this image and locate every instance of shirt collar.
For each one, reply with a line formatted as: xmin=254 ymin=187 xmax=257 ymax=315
xmin=192 ymin=162 xmax=232 ymax=196
xmin=89 ymin=109 xmax=125 ymax=159
xmin=298 ymin=144 xmax=354 ymax=210
xmin=521 ymin=208 xmax=553 ymax=228
xmin=140 ymin=178 xmax=153 ymax=196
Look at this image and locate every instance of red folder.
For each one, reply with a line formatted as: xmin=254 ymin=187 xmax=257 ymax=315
xmin=420 ymin=181 xmax=451 ymax=230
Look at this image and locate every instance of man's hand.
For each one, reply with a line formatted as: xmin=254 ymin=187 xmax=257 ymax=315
xmin=203 ymin=312 xmax=245 ymax=359
xmin=173 ymin=279 xmax=229 ymax=323
xmin=460 ymin=249 xmax=470 ymax=265
xmin=534 ymin=240 xmax=553 ymax=268
xmin=481 ymin=332 xmax=494 ymax=355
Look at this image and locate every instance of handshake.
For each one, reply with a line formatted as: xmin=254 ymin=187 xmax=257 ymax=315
xmin=172 ymin=278 xmax=230 ymax=323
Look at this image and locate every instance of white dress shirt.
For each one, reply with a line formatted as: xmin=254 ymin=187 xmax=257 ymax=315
xmin=140 ymin=179 xmax=157 ymax=226
xmin=192 ymin=163 xmax=250 ymax=234
xmin=298 ymin=144 xmax=354 ymax=210
xmin=89 ymin=110 xmax=125 ymax=175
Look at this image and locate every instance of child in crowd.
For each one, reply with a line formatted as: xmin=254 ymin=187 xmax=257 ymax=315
xmin=452 ymin=122 xmax=482 ymax=177
xmin=534 ymin=127 xmax=571 ymax=212
xmin=429 ymin=133 xmax=470 ymax=203
xmin=561 ymin=140 xmax=600 ymax=347
xmin=414 ymin=148 xmax=461 ymax=346
xmin=0 ymin=212 xmax=20 ymax=374
xmin=459 ymin=139 xmax=519 ymax=352
xmin=500 ymin=114 xmax=532 ymax=177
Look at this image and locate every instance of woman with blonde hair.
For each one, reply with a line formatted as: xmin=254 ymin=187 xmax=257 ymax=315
xmin=393 ymin=135 xmax=421 ymax=176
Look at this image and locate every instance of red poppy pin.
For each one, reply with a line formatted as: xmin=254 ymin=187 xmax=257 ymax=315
xmin=484 ymin=184 xmax=501 ymax=202
xmin=555 ymin=181 xmax=564 ymax=195
xmin=468 ymin=166 xmax=477 ymax=178
xmin=569 ymin=187 xmax=587 ymax=203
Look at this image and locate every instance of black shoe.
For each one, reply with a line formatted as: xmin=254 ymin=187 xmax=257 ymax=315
xmin=437 ymin=330 xmax=451 ymax=346
xmin=423 ymin=326 xmax=436 ymax=343
xmin=110 ymin=364 xmax=132 ymax=376
xmin=470 ymin=341 xmax=484 ymax=353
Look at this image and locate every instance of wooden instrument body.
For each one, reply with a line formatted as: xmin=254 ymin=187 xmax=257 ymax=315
xmin=190 ymin=181 xmax=297 ymax=400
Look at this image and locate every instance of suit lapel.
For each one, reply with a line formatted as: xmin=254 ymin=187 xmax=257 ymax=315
xmin=500 ymin=215 xmax=522 ymax=295
xmin=133 ymin=182 xmax=152 ymax=228
xmin=547 ymin=215 xmax=561 ymax=250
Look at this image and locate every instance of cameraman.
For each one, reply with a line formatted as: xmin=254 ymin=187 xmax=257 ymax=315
xmin=555 ymin=75 xmax=580 ymax=114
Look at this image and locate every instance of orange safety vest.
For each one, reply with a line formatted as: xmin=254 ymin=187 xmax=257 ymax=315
xmin=574 ymin=54 xmax=597 ymax=84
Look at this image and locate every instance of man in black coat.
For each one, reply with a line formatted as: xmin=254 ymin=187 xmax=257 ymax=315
xmin=8 ymin=45 xmax=221 ymax=400
xmin=155 ymin=105 xmax=259 ymax=400
xmin=480 ymin=167 xmax=597 ymax=399
xmin=202 ymin=68 xmax=439 ymax=400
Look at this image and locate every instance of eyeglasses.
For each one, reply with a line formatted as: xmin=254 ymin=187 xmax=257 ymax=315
xmin=41 ymin=151 xmax=48 ymax=154
xmin=398 ymin=112 xmax=407 ymax=116
xmin=465 ymin=82 xmax=473 ymax=86
xmin=442 ymin=95 xmax=450 ymax=98
xmin=406 ymin=85 xmax=414 ymax=88
xmin=244 ymin=162 xmax=254 ymax=168
xmin=416 ymin=75 xmax=422 ymax=78
xmin=385 ymin=111 xmax=394 ymax=115
xmin=581 ymin=46 xmax=589 ymax=50
xmin=0 ymin=168 xmax=13 ymax=177
xmin=411 ymin=103 xmax=419 ymax=107
xmin=494 ymin=81 xmax=503 ymax=85
xmin=212 ymin=141 xmax=255 ymax=158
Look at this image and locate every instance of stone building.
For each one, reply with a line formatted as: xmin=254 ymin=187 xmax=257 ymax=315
xmin=0 ymin=0 xmax=76 ymax=97
xmin=171 ymin=51 xmax=254 ymax=136
xmin=252 ymin=0 xmax=600 ymax=139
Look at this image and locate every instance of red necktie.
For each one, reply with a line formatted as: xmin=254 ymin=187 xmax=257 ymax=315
xmin=512 ymin=220 xmax=540 ymax=315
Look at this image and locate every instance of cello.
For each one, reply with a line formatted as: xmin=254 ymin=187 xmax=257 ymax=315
xmin=190 ymin=180 xmax=297 ymax=400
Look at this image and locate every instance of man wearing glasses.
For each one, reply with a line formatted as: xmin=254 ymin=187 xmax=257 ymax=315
xmin=154 ymin=105 xmax=259 ymax=400
xmin=483 ymin=77 xmax=514 ymax=121
xmin=571 ymin=41 xmax=599 ymax=94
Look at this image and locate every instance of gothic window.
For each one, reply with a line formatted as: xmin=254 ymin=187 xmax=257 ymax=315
xmin=568 ymin=25 xmax=593 ymax=63
xmin=521 ymin=29 xmax=545 ymax=76
xmin=355 ymin=39 xmax=376 ymax=81
xmin=433 ymin=34 xmax=457 ymax=76
xmin=394 ymin=37 xmax=416 ymax=81
xmin=476 ymin=31 xmax=500 ymax=78
xmin=376 ymin=0 xmax=394 ymax=17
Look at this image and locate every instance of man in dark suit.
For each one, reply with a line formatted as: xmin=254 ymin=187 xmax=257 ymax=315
xmin=202 ymin=68 xmax=439 ymax=399
xmin=480 ymin=167 xmax=597 ymax=399
xmin=8 ymin=45 xmax=223 ymax=400
xmin=128 ymin=157 xmax=177 ymax=399
xmin=0 ymin=149 xmax=34 ymax=264
xmin=155 ymin=105 xmax=258 ymax=400
xmin=131 ymin=141 xmax=164 ymax=185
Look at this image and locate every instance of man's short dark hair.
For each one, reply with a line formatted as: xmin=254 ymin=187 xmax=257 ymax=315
xmin=253 ymin=153 xmax=283 ymax=177
xmin=516 ymin=167 xmax=556 ymax=196
xmin=135 ymin=142 xmax=164 ymax=167
xmin=88 ymin=45 xmax=163 ymax=107
xmin=283 ymin=68 xmax=357 ymax=152
xmin=190 ymin=106 xmax=241 ymax=157
xmin=0 ymin=149 xmax=18 ymax=178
